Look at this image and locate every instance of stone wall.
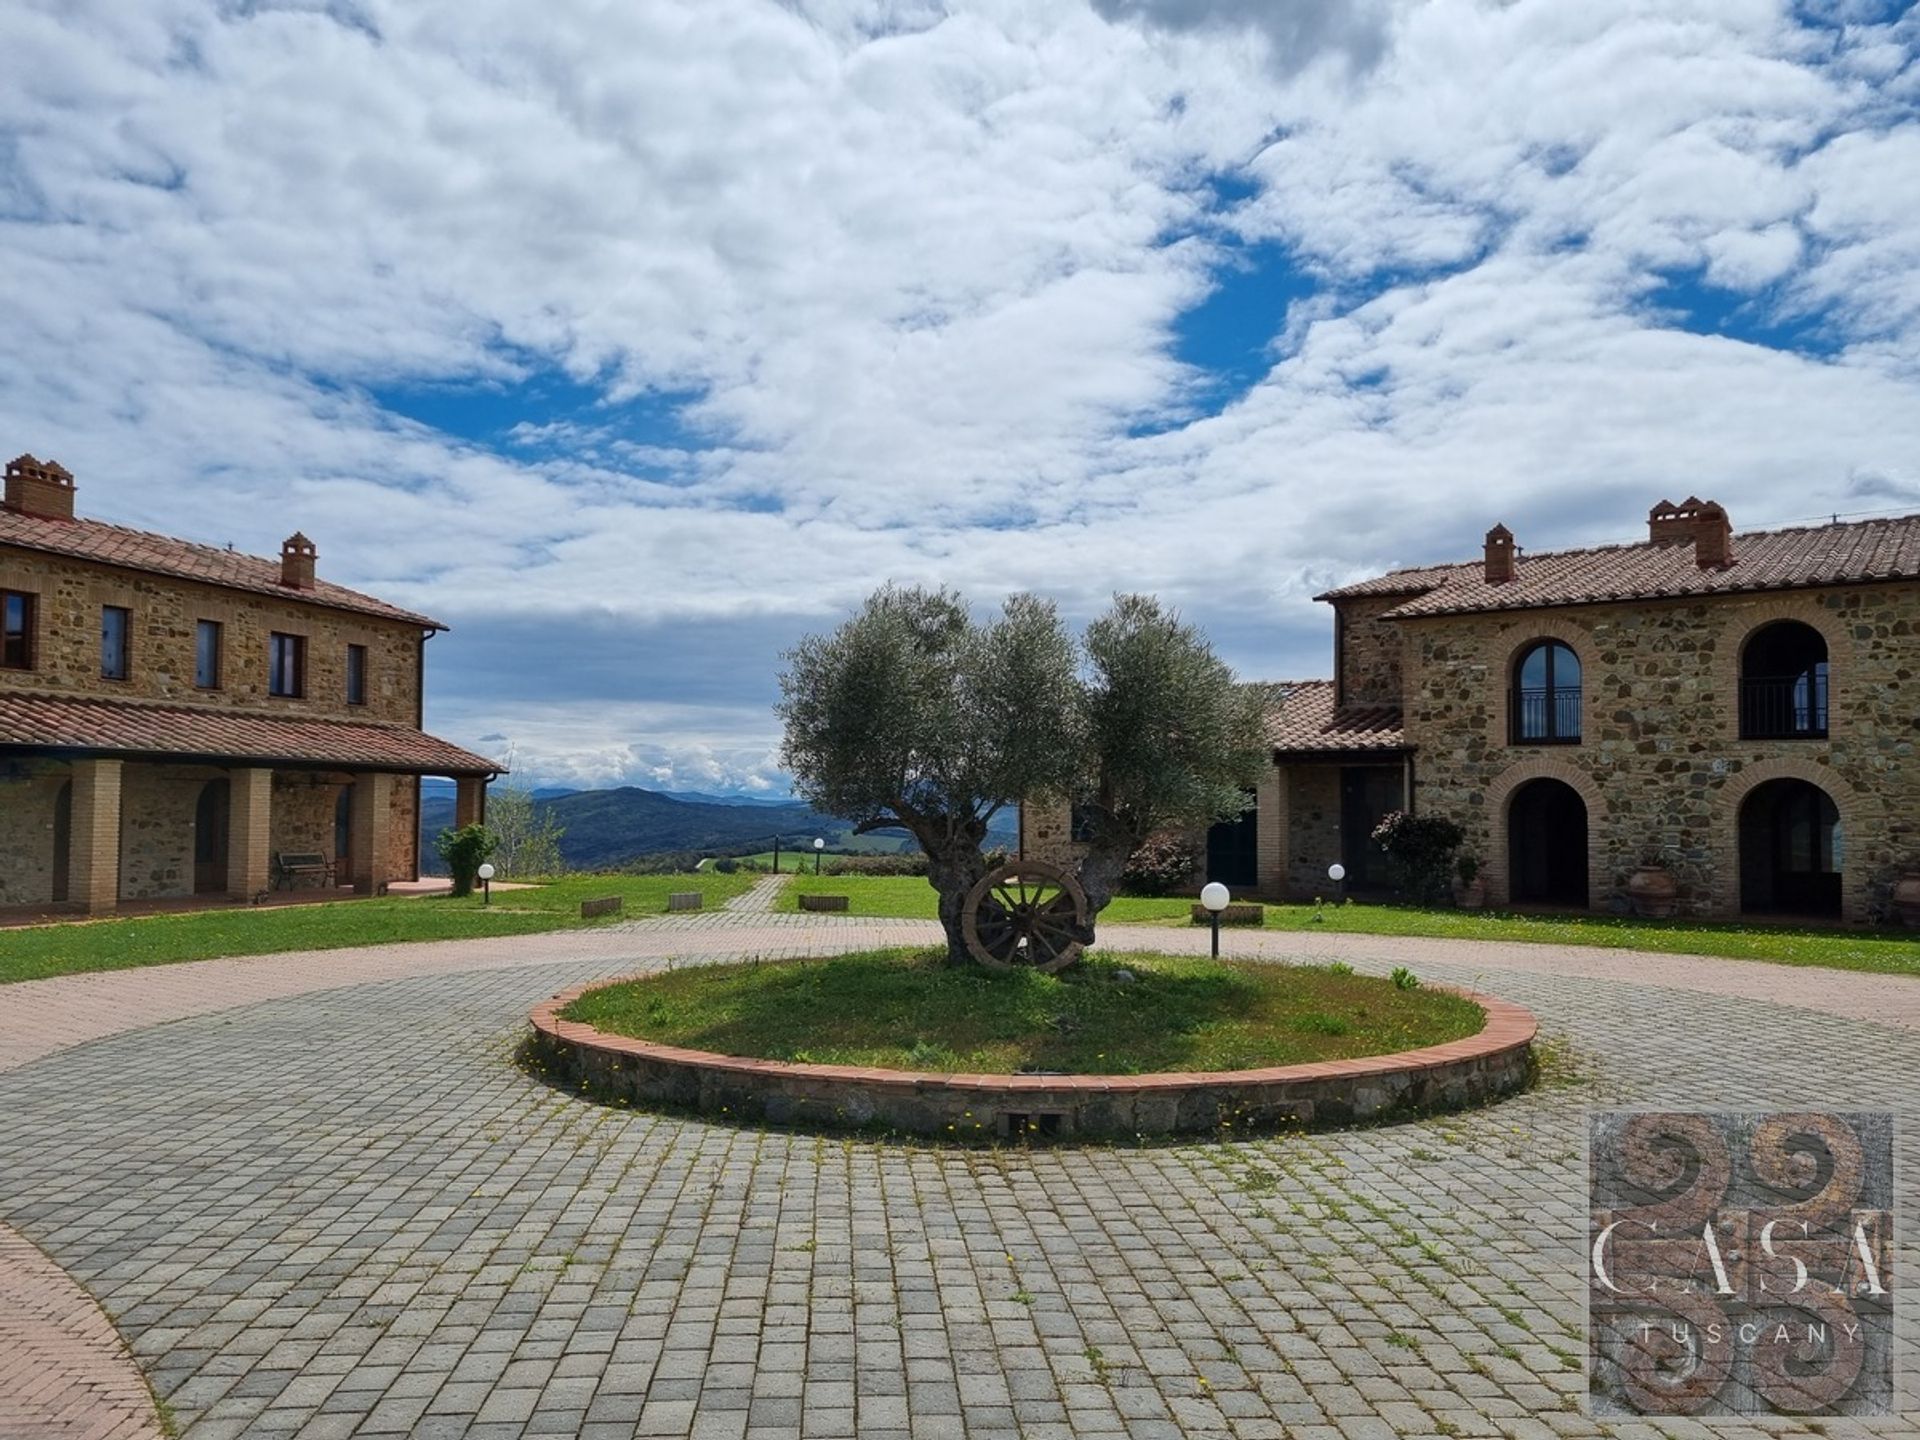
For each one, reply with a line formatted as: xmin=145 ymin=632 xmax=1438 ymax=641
xmin=1018 ymin=796 xmax=1088 ymax=870
xmin=118 ymin=763 xmax=217 ymax=900
xmin=0 ymin=545 xmax=424 ymax=725
xmin=0 ymin=760 xmax=69 ymax=906
xmin=1283 ymin=764 xmax=1343 ymax=899
xmin=1335 ymin=595 xmax=1409 ymax=707
xmin=1399 ymin=585 xmax=1919 ymax=922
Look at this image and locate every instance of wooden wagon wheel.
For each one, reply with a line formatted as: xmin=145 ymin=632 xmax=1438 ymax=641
xmin=961 ymin=859 xmax=1091 ymax=972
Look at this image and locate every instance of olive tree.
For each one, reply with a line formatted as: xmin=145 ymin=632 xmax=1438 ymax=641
xmin=777 ymin=586 xmax=1081 ymax=963
xmin=1068 ymin=594 xmax=1274 ymax=914
xmin=780 ymin=585 xmax=1272 ymax=965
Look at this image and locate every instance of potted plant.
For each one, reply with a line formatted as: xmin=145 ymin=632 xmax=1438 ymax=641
xmin=1626 ymin=848 xmax=1679 ymax=918
xmin=1453 ymin=853 xmax=1486 ymax=910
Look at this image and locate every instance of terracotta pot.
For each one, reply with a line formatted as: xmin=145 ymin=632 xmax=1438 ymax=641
xmin=1627 ymin=864 xmax=1678 ymax=919
xmin=1454 ymin=877 xmax=1487 ymax=911
xmin=1893 ymin=872 xmax=1920 ymax=929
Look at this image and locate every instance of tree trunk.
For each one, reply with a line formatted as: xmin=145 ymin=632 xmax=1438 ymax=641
xmin=925 ymin=843 xmax=988 ymax=965
xmin=1075 ymin=837 xmax=1132 ymax=929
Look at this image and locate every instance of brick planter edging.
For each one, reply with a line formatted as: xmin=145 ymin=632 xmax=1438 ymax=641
xmin=527 ymin=969 xmax=1538 ymax=1141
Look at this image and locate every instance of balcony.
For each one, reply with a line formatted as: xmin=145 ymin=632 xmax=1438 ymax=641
xmin=1510 ymin=686 xmax=1581 ymax=745
xmin=1740 ymin=673 xmax=1828 ymax=740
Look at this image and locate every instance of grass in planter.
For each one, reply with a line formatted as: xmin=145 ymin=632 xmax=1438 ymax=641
xmin=560 ymin=947 xmax=1486 ymax=1075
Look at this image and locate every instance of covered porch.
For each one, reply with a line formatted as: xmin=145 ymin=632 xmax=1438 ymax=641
xmin=0 ymin=694 xmax=499 ymax=916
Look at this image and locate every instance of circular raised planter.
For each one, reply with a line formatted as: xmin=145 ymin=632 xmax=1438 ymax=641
xmin=527 ymin=969 xmax=1538 ymax=1140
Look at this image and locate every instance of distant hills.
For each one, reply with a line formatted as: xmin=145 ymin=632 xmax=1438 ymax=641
xmin=418 ymin=781 xmax=1018 ymax=872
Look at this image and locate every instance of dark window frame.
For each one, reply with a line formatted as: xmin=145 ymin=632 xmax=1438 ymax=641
xmin=101 ymin=604 xmax=131 ymax=682
xmin=1 ymin=589 xmax=34 ymax=671
xmin=268 ymin=631 xmax=307 ymax=699
xmin=1510 ymin=640 xmax=1582 ymax=745
xmin=195 ymin=618 xmax=223 ymax=690
xmin=345 ymin=643 xmax=368 ymax=706
xmin=1738 ymin=621 xmax=1830 ymax=741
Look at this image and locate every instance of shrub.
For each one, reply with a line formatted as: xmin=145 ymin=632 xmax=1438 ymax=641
xmin=434 ymin=823 xmax=498 ymax=898
xmin=712 ymin=857 xmax=739 ymax=874
xmin=1121 ymin=832 xmax=1204 ymax=896
xmin=1370 ymin=810 xmax=1465 ymax=905
xmin=824 ymin=853 xmax=929 ymax=877
xmin=1391 ymin=966 xmax=1420 ymax=991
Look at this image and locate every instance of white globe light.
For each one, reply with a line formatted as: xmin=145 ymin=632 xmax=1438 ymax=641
xmin=1327 ymin=863 xmax=1346 ymax=882
xmin=1200 ymin=881 xmax=1230 ymax=912
xmin=813 ymin=837 xmax=825 ymax=850
xmin=477 ymin=863 xmax=496 ymax=881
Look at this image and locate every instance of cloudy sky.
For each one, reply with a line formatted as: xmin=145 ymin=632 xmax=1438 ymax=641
xmin=4 ymin=0 xmax=1918 ymax=793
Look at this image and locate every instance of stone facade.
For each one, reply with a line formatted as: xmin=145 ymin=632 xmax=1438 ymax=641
xmin=1398 ymin=586 xmax=1915 ymax=921
xmin=1334 ymin=593 xmax=1407 ymax=707
xmin=0 ymin=546 xmax=422 ymax=724
xmin=1 ymin=459 xmax=484 ymax=913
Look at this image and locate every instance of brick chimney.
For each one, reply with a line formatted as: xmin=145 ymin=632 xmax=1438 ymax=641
xmin=3 ymin=454 xmax=76 ymax=521
xmin=1648 ymin=497 xmax=1735 ymax=569
xmin=1484 ymin=523 xmax=1516 ymax=584
xmin=280 ymin=532 xmax=317 ymax=589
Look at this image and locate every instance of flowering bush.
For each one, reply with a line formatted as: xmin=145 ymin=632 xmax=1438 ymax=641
xmin=1370 ymin=810 xmax=1465 ymax=905
xmin=1121 ymin=831 xmax=1204 ymax=896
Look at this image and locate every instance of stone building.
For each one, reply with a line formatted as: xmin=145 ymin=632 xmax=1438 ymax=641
xmin=0 ymin=453 xmax=499 ymax=914
xmin=1027 ymin=497 xmax=1920 ymax=926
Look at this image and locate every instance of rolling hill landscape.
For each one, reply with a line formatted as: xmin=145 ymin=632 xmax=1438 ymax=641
xmin=418 ymin=781 xmax=1018 ymax=872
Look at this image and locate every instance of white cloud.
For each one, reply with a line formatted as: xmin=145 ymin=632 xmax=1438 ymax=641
xmin=1 ymin=0 xmax=1917 ymax=789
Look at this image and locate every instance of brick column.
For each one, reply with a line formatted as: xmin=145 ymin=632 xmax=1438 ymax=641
xmin=349 ymin=773 xmax=392 ymax=895
xmin=454 ymin=776 xmax=486 ymax=829
xmin=1256 ymin=764 xmax=1288 ymax=900
xmin=226 ymin=768 xmax=273 ymax=899
xmin=67 ymin=759 xmax=123 ymax=915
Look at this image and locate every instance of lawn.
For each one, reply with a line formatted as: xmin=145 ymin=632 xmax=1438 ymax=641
xmin=780 ymin=875 xmax=1920 ymax=977
xmin=0 ymin=871 xmax=758 ymax=986
xmin=562 ymin=947 xmax=1485 ymax=1074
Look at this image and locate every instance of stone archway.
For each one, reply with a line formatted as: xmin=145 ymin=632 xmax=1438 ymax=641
xmin=1486 ymin=758 xmax=1607 ymax=911
xmin=1712 ymin=756 xmax=1869 ymax=922
xmin=1508 ymin=778 xmax=1589 ymax=906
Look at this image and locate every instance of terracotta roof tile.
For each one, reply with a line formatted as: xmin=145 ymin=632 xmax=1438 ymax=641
xmin=0 ymin=508 xmax=444 ymax=629
xmin=1315 ymin=512 xmax=1920 ymax=619
xmin=0 ymin=691 xmax=499 ymax=774
xmin=1265 ymin=680 xmax=1405 ymax=756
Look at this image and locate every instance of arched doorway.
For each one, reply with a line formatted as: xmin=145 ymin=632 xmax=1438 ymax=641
xmin=1508 ymin=778 xmax=1588 ymax=906
xmin=51 ymin=780 xmax=71 ymax=904
xmin=194 ymin=778 xmax=231 ymax=894
xmin=1740 ymin=621 xmax=1828 ymax=739
xmin=1739 ymin=778 xmax=1841 ymax=917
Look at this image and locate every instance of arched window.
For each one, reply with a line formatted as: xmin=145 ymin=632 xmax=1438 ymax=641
xmin=1511 ymin=641 xmax=1581 ymax=743
xmin=1740 ymin=621 xmax=1828 ymax=739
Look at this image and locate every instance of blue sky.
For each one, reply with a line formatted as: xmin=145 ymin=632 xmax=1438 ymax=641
xmin=3 ymin=0 xmax=1919 ymax=792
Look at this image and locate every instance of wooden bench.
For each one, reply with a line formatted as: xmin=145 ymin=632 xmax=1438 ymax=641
xmin=273 ymin=852 xmax=336 ymax=890
xmin=799 ymin=894 xmax=850 ymax=913
xmin=580 ymin=896 xmax=624 ymax=919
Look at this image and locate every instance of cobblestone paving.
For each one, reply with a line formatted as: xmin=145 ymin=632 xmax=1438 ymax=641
xmin=0 ymin=920 xmax=1916 ymax=1438
xmin=723 ymin=876 xmax=793 ymax=914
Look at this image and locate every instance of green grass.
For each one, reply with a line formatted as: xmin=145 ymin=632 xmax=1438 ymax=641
xmin=780 ymin=875 xmax=1919 ymax=977
xmin=0 ymin=872 xmax=758 ymax=986
xmin=561 ymin=947 xmax=1485 ymax=1074
xmin=782 ymin=873 xmax=940 ymax=914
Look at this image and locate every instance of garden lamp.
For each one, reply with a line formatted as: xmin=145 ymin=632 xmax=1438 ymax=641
xmin=1200 ymin=881 xmax=1230 ymax=958
xmin=478 ymin=862 xmax=496 ymax=906
xmin=813 ymin=836 xmax=825 ymax=874
xmin=1327 ymin=861 xmax=1345 ymax=905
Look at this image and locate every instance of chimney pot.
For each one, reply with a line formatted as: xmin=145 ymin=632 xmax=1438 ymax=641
xmin=280 ymin=532 xmax=317 ymax=589
xmin=1484 ymin=523 xmax=1516 ymax=584
xmin=1648 ymin=497 xmax=1733 ymax=568
xmin=4 ymin=453 xmax=76 ymax=521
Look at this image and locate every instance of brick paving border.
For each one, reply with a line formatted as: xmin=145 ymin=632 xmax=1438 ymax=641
xmin=0 ymin=1222 xmax=165 ymax=1440
xmin=529 ymin=976 xmax=1537 ymax=1137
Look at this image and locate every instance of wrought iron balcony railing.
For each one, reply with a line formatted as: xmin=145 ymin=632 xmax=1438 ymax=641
xmin=1511 ymin=686 xmax=1582 ymax=744
xmin=1740 ymin=673 xmax=1828 ymax=740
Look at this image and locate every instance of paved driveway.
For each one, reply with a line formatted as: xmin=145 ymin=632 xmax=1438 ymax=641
xmin=1 ymin=914 xmax=1915 ymax=1438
